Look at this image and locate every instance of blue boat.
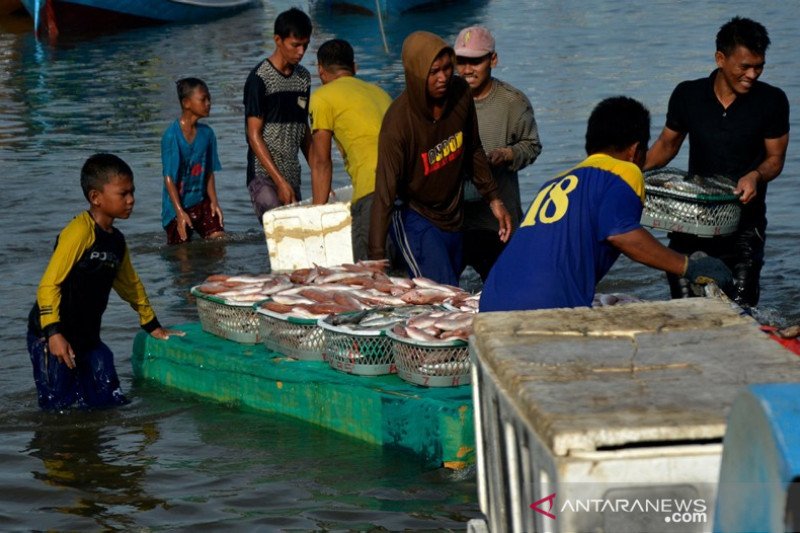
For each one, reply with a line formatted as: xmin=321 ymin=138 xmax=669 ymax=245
xmin=21 ymin=0 xmax=258 ymax=39
xmin=310 ymin=0 xmax=448 ymax=16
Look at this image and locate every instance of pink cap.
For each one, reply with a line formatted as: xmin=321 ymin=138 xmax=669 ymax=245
xmin=453 ymin=26 xmax=495 ymax=58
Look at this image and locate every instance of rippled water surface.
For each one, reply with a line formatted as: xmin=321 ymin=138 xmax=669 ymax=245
xmin=1 ymin=0 xmax=798 ymax=529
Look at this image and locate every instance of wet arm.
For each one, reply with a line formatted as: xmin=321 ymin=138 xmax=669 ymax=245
xmin=206 ymin=172 xmax=223 ymax=224
xmin=734 ymin=133 xmax=789 ymax=203
xmin=607 ymin=227 xmax=687 ymax=276
xmin=37 ymin=218 xmax=93 ymax=367
xmin=310 ymin=129 xmax=334 ymax=204
xmin=164 ymin=175 xmax=192 ymax=239
xmin=37 ymin=217 xmax=93 ymax=336
xmin=644 ymin=126 xmax=685 ymax=171
xmin=112 ymin=246 xmax=160 ymax=332
xmin=246 ymin=115 xmax=296 ymax=205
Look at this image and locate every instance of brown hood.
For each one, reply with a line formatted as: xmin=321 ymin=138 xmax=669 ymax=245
xmin=401 ymin=31 xmax=456 ymax=121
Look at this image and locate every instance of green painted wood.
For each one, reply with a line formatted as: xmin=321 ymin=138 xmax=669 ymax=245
xmin=131 ymin=323 xmax=475 ymax=468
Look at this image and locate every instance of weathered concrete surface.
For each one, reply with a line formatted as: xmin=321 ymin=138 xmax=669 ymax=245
xmin=472 ymin=298 xmax=800 ymax=456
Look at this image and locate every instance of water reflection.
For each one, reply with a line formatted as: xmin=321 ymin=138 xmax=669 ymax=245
xmin=26 ymin=414 xmax=166 ymax=529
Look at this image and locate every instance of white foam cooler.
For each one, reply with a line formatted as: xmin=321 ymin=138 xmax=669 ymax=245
xmin=262 ymin=186 xmax=353 ymax=271
xmin=468 ymin=298 xmax=800 ymax=532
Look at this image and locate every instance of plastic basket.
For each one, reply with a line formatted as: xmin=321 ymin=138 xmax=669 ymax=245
xmin=387 ymin=330 xmax=471 ymax=388
xmin=319 ymin=317 xmax=395 ymax=376
xmin=191 ymin=286 xmax=263 ymax=344
xmin=641 ymin=168 xmax=741 ymax=237
xmin=256 ymin=307 xmax=325 ymax=360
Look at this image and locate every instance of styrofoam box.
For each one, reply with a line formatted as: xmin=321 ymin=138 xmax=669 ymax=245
xmin=262 ymin=186 xmax=354 ymax=271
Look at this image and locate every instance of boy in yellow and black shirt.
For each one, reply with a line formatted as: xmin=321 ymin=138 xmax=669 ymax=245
xmin=27 ymin=153 xmax=179 ymax=410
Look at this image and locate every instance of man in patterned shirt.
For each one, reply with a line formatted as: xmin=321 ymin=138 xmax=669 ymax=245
xmin=244 ymin=7 xmax=313 ymax=222
xmin=454 ymin=25 xmax=542 ymax=281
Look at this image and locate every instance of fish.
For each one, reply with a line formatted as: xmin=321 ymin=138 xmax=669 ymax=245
xmin=434 ymin=313 xmax=473 ymax=331
xmin=412 ymin=277 xmax=460 ymax=293
xmin=405 ymin=326 xmax=440 ymax=342
xmin=400 ymin=288 xmax=451 ymax=305
xmin=440 ymin=328 xmax=471 ymax=341
xmin=333 ymin=291 xmax=365 ymax=310
xmin=270 ymin=294 xmax=315 ymax=305
xmin=261 ymin=280 xmax=295 ymax=296
xmin=261 ymin=301 xmax=295 ymax=314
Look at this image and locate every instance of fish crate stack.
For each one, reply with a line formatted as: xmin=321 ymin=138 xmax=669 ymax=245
xmin=319 ymin=306 xmax=440 ymax=376
xmin=640 ymin=167 xmax=741 ymax=237
xmin=388 ymin=309 xmax=475 ymax=388
xmin=256 ymin=306 xmax=326 ymax=361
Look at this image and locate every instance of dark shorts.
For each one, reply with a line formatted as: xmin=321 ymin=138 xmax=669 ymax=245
xmin=27 ymin=332 xmax=128 ymax=410
xmin=351 ymin=193 xmax=373 ymax=262
xmin=247 ymin=175 xmax=301 ymax=223
xmin=165 ymin=197 xmax=224 ymax=245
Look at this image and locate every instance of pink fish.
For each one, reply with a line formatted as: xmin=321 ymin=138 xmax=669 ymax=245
xmin=400 ymin=288 xmax=450 ymax=305
xmin=405 ymin=326 xmax=440 ymax=342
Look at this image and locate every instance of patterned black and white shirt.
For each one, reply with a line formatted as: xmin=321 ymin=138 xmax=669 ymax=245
xmin=243 ymin=58 xmax=310 ymax=191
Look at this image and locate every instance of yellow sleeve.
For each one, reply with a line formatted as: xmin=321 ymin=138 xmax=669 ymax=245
xmin=309 ymin=87 xmax=335 ymax=132
xmin=112 ymin=245 xmax=160 ymax=330
xmin=37 ymin=213 xmax=94 ymax=331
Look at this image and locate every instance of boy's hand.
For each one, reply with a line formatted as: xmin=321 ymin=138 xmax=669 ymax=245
xmin=176 ymin=211 xmax=193 ymax=241
xmin=211 ymin=202 xmax=224 ymax=226
xmin=48 ymin=333 xmax=76 ymax=369
xmin=150 ymin=327 xmax=186 ymax=340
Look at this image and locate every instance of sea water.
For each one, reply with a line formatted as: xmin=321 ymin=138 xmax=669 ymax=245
xmin=0 ymin=0 xmax=798 ymax=529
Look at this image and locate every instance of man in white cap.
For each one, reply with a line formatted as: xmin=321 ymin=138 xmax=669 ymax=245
xmin=454 ymin=25 xmax=542 ymax=281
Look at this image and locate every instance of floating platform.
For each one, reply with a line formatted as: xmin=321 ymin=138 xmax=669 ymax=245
xmin=131 ymin=322 xmax=474 ymax=469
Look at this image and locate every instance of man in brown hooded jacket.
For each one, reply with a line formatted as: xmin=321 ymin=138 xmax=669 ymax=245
xmin=368 ymin=31 xmax=511 ymax=286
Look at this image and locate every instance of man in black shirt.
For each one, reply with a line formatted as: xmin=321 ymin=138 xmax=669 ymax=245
xmin=645 ymin=16 xmax=790 ymax=307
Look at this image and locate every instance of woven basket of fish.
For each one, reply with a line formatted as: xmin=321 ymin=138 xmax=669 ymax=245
xmin=387 ymin=310 xmax=474 ymax=388
xmin=255 ymin=305 xmax=326 ymax=361
xmin=190 ymin=286 xmax=266 ymax=344
xmin=641 ymin=167 xmax=741 ymax=237
xmin=319 ymin=305 xmax=441 ymax=376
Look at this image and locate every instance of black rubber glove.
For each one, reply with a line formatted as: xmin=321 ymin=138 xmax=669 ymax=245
xmin=684 ymin=255 xmax=733 ymax=292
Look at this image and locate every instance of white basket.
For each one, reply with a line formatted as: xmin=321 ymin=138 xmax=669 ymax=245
xmin=387 ymin=330 xmax=470 ymax=388
xmin=319 ymin=315 xmax=396 ymax=376
xmin=256 ymin=307 xmax=325 ymax=361
xmin=191 ymin=286 xmax=263 ymax=344
xmin=641 ymin=168 xmax=741 ymax=237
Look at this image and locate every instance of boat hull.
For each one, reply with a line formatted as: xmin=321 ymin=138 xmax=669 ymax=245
xmin=132 ymin=323 xmax=476 ymax=469
xmin=20 ymin=0 xmax=256 ymax=38
xmin=0 ymin=0 xmax=23 ymax=15
xmin=311 ymin=0 xmax=443 ymax=15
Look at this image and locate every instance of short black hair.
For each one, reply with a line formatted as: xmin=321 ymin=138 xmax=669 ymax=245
xmin=716 ymin=16 xmax=770 ymax=57
xmin=80 ymin=153 xmax=133 ymax=200
xmin=176 ymin=77 xmax=209 ymax=103
xmin=274 ymin=7 xmax=312 ymax=39
xmin=585 ymin=96 xmax=650 ymax=155
xmin=317 ymin=39 xmax=355 ymax=73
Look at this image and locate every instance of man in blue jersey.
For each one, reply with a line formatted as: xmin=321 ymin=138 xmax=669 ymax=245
xmin=480 ymin=96 xmax=733 ymax=312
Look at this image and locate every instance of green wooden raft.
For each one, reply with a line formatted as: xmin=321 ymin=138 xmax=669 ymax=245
xmin=131 ymin=322 xmax=475 ymax=469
